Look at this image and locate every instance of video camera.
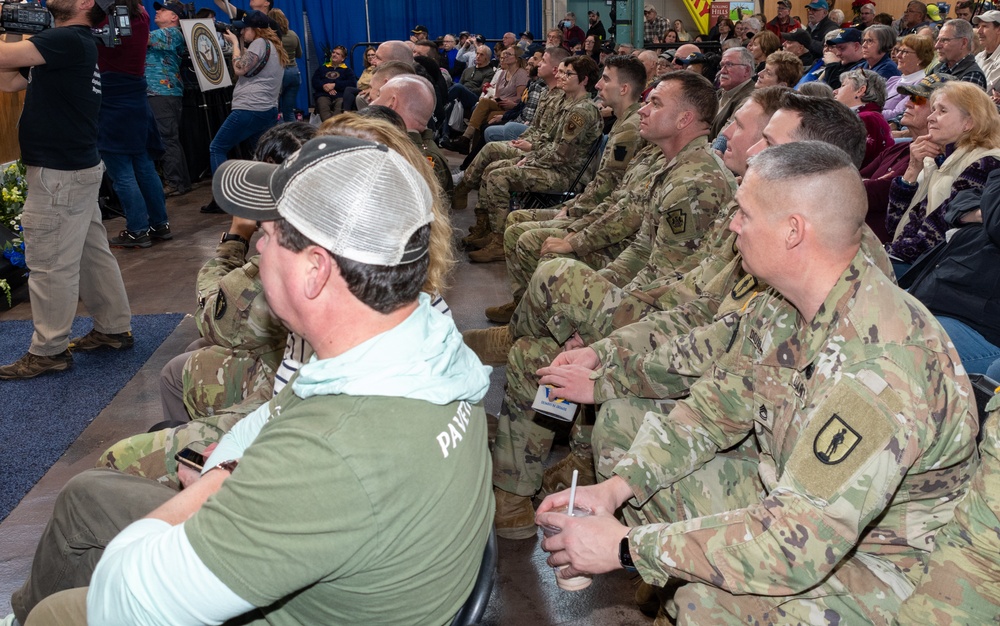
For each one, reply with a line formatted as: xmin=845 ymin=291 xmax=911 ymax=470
xmin=0 ymin=0 xmax=131 ymax=47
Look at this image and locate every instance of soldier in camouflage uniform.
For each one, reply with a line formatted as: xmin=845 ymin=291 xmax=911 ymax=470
xmin=478 ymin=71 xmax=738 ymax=538
xmin=485 ymin=55 xmax=648 ymax=322
xmin=468 ymin=55 xmax=604 ymax=262
xmin=897 ymin=390 xmax=1000 ymax=625
xmin=536 ymin=142 xmax=979 ymax=625
xmin=453 ymin=45 xmax=570 ymax=231
xmin=483 ymin=92 xmax=875 ymax=539
xmin=98 ymin=231 xmax=287 ymax=487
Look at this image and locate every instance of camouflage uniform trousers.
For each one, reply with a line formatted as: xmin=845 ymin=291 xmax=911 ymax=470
xmin=480 ymin=165 xmax=572 ymax=234
xmin=464 ymin=141 xmax=523 ymax=231
xmin=594 ymin=397 xmax=906 ymax=626
xmin=492 ymin=257 xmax=658 ymax=495
xmin=503 ymin=215 xmax=623 ymax=303
xmin=98 ymin=392 xmax=266 ymax=490
xmin=897 ymin=394 xmax=1000 ymax=625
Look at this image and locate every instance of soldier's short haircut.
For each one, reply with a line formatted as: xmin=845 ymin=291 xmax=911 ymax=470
xmin=749 ymin=85 xmax=792 ymax=117
xmin=374 ymin=60 xmax=416 ymax=81
xmin=378 ymin=40 xmax=415 ymax=65
xmin=777 ymin=92 xmax=867 ymax=168
xmin=748 ymin=141 xmax=855 ymax=182
xmin=545 ymin=46 xmax=570 ymax=65
xmin=658 ymin=70 xmax=719 ymax=126
xmin=603 ymin=55 xmax=647 ymax=95
xmin=564 ymin=55 xmax=601 ymax=92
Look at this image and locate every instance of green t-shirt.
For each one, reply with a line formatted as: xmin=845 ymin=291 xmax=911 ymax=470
xmin=186 ymin=391 xmax=493 ymax=625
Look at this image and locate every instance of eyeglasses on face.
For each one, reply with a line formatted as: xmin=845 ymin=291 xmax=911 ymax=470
xmin=719 ymin=61 xmax=749 ymax=69
xmin=910 ymin=94 xmax=928 ymax=105
xmin=897 ymin=48 xmax=915 ymax=56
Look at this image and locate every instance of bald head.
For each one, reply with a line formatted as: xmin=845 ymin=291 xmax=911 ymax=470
xmin=372 ymin=75 xmax=436 ymax=131
xmin=637 ymin=49 xmax=658 ymax=78
xmin=374 ymin=41 xmax=415 ymax=67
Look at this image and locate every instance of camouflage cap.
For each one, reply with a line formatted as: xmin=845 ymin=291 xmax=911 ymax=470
xmin=896 ymin=73 xmax=955 ymax=98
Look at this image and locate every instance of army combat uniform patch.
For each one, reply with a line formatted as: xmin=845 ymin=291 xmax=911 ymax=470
xmin=814 ymin=415 xmax=861 ymax=464
xmin=666 ymin=208 xmax=687 ymax=234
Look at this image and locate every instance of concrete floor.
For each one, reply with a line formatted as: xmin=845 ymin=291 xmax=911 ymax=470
xmin=0 ymin=155 xmax=649 ymax=624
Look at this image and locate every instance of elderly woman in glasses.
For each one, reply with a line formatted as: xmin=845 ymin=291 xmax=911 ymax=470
xmin=883 ymin=34 xmax=935 ymax=121
xmin=834 ymin=68 xmax=893 ymax=167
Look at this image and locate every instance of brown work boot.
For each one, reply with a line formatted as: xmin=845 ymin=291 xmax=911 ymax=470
xmin=539 ymin=451 xmax=597 ymax=499
xmin=453 ymin=180 xmax=472 ymax=211
xmin=462 ymin=215 xmax=490 ymax=246
xmin=468 ymin=234 xmax=505 ymax=263
xmin=494 ymin=487 xmax=538 ymax=540
xmin=0 ymin=350 xmax=73 ymax=380
xmin=462 ymin=325 xmax=513 ymax=365
xmin=485 ymin=300 xmax=517 ymax=324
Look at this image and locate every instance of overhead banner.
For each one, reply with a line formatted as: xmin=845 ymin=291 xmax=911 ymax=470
xmin=683 ymin=0 xmax=712 ymax=34
xmin=181 ymin=18 xmax=233 ymax=92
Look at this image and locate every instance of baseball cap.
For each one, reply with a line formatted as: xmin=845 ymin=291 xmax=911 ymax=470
xmin=520 ymin=31 xmax=534 ymax=39
xmin=411 ymin=24 xmax=428 ymax=35
xmin=896 ymin=73 xmax=954 ymax=98
xmin=777 ymin=0 xmax=792 ymax=7
xmin=588 ymin=10 xmax=598 ymax=16
xmin=827 ymin=28 xmax=862 ymax=44
xmin=781 ymin=29 xmax=813 ymax=47
xmin=213 ymin=137 xmax=434 ymax=266
xmin=677 ymin=52 xmax=707 ymax=65
xmin=805 ymin=0 xmax=829 ymax=9
xmin=600 ymin=41 xmax=616 ymax=54
xmin=974 ymin=9 xmax=1000 ymax=23
xmin=233 ymin=10 xmax=278 ymax=31
xmin=153 ymin=0 xmax=187 ymax=19
xmin=643 ymin=4 xmax=656 ymax=12
xmin=926 ymin=4 xmax=942 ymax=21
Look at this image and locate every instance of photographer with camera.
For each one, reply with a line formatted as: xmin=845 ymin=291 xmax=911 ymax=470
xmin=0 ymin=0 xmax=133 ymax=380
xmin=201 ymin=10 xmax=286 ymax=214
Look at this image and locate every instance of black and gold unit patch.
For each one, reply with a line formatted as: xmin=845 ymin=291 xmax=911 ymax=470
xmin=614 ymin=145 xmax=628 ymax=161
xmin=813 ymin=415 xmax=861 ymax=465
xmin=666 ymin=208 xmax=687 ymax=234
xmin=731 ymin=274 xmax=757 ymax=300
xmin=213 ymin=292 xmax=227 ymax=320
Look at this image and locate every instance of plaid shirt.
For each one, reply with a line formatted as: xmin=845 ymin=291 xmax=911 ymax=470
xmin=644 ymin=16 xmax=668 ymax=43
xmin=930 ymin=54 xmax=989 ymax=90
xmin=516 ymin=78 xmax=547 ymax=124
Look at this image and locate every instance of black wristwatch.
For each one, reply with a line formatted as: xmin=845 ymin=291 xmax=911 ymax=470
xmin=619 ymin=535 xmax=637 ymax=573
xmin=220 ymin=232 xmax=250 ymax=252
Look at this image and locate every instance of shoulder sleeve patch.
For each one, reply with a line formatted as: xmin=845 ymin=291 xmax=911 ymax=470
xmin=213 ymin=291 xmax=227 ymax=320
xmin=666 ymin=208 xmax=687 ymax=234
xmin=614 ymin=144 xmax=628 ymax=161
xmin=786 ymin=379 xmax=898 ymax=502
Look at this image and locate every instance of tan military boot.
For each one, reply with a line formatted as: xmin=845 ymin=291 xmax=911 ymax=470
xmin=494 ymin=487 xmax=538 ymax=540
xmin=462 ymin=214 xmax=490 ymax=246
xmin=485 ymin=300 xmax=517 ymax=324
xmin=468 ymin=234 xmax=505 ymax=263
xmin=453 ymin=180 xmax=471 ymax=211
xmin=539 ymin=450 xmax=597 ymax=499
xmin=462 ymin=325 xmax=513 ymax=365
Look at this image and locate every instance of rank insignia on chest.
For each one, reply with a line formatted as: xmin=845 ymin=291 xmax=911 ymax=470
xmin=814 ymin=414 xmax=862 ymax=465
xmin=666 ymin=208 xmax=687 ymax=234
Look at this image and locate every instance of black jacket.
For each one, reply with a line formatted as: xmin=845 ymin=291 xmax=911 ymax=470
xmin=901 ymin=169 xmax=1000 ymax=347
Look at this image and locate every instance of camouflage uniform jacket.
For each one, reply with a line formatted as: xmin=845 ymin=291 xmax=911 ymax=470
xmin=523 ymin=92 xmax=602 ymax=172
xmin=408 ymin=129 xmax=454 ymax=197
xmin=598 ymin=136 xmax=737 ymax=289
xmin=897 ymin=393 xmax=1000 ymax=624
xmin=518 ymin=87 xmax=565 ymax=147
xmin=616 ymin=249 xmax=979 ymax=596
xmin=589 ymin=226 xmax=895 ymax=403
xmin=563 ymin=101 xmax=645 ymax=218
xmin=188 ymin=241 xmax=287 ymax=415
xmin=564 ymin=144 xmax=665 ymax=257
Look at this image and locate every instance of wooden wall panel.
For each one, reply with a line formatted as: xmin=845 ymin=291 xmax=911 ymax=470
xmin=0 ymin=90 xmax=24 ymax=164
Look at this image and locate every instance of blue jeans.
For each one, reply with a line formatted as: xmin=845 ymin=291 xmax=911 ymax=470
xmin=279 ymin=66 xmax=301 ymax=122
xmin=448 ymin=83 xmax=480 ymax=112
xmin=209 ymin=108 xmax=278 ymax=173
xmin=100 ymin=151 xmax=169 ymax=233
xmin=937 ymin=316 xmax=1000 ymax=375
xmin=484 ymin=122 xmax=528 ymax=142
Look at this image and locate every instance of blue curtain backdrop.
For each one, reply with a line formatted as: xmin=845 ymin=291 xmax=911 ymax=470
xmin=142 ymin=0 xmax=542 ymax=115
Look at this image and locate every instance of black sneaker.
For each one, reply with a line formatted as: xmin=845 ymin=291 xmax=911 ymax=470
xmin=0 ymin=350 xmax=73 ymax=380
xmin=200 ymin=200 xmax=225 ymax=214
xmin=149 ymin=222 xmax=173 ymax=241
xmin=110 ymin=229 xmax=152 ymax=248
xmin=69 ymin=329 xmax=135 ymax=351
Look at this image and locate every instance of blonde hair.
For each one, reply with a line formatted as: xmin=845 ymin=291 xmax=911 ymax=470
xmin=267 ymin=8 xmax=289 ymax=34
xmin=932 ymin=81 xmax=1000 ymax=150
xmin=249 ymin=26 xmax=290 ymax=67
xmin=316 ymin=114 xmax=455 ymax=295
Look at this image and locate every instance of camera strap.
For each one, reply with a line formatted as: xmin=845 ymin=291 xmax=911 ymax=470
xmin=243 ymin=41 xmax=272 ymax=78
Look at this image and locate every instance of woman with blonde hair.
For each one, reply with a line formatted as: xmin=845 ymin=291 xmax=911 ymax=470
xmin=319 ymin=114 xmax=456 ymax=295
xmin=747 ymin=30 xmax=780 ymax=74
xmin=267 ymin=8 xmax=303 ymax=123
xmin=887 ymin=81 xmax=1000 ymax=275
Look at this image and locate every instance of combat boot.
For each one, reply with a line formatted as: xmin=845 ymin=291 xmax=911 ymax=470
xmin=462 ymin=214 xmax=490 ymax=246
xmin=468 ymin=233 xmax=505 ymax=263
xmin=494 ymin=487 xmax=538 ymax=540
xmin=539 ymin=450 xmax=596 ymax=499
xmin=462 ymin=325 xmax=513 ymax=365
xmin=453 ymin=180 xmax=472 ymax=211
xmin=485 ymin=300 xmax=517 ymax=324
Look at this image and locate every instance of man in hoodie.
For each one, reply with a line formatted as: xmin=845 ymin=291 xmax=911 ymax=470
xmin=5 ymin=137 xmax=493 ymax=626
